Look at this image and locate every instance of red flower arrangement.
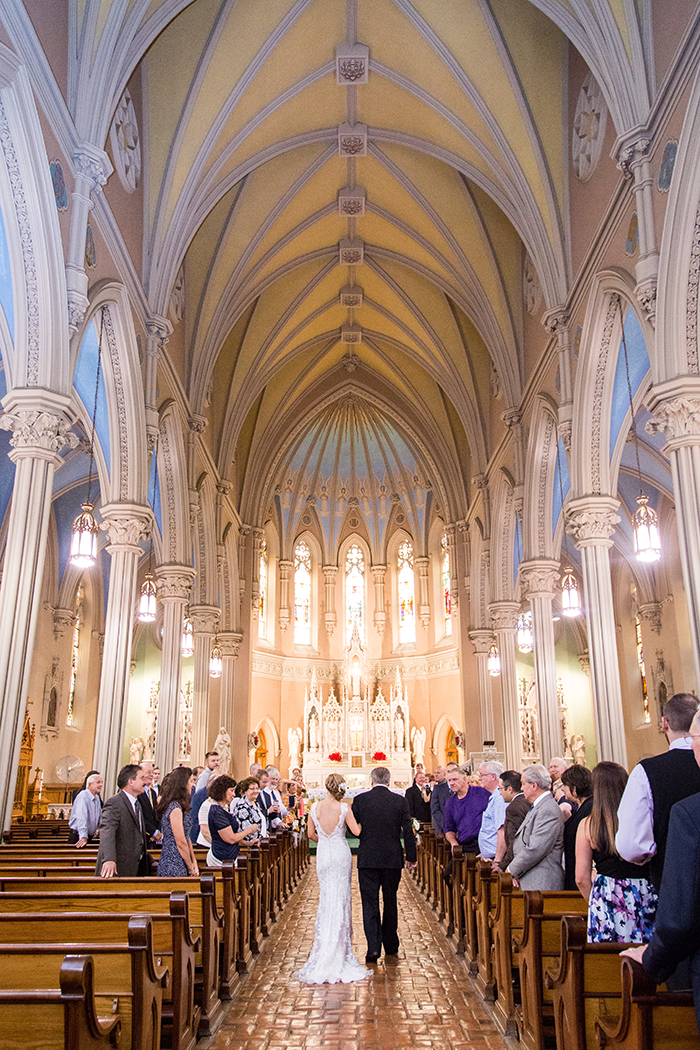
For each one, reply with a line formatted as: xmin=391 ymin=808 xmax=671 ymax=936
xmin=328 ymin=751 xmax=342 ymax=762
xmin=372 ymin=751 xmax=387 ymax=762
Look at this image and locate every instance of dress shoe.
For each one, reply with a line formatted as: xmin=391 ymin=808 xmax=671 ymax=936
xmin=365 ymin=953 xmax=379 ymax=963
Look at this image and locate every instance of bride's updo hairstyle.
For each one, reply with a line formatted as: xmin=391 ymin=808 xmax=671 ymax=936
xmin=325 ymin=774 xmax=346 ymax=801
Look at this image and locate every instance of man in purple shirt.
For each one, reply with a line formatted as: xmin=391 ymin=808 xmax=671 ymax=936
xmin=443 ymin=765 xmax=491 ymax=854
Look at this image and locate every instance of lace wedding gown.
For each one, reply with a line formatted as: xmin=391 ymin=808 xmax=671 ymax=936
xmin=294 ymin=802 xmax=369 ymax=984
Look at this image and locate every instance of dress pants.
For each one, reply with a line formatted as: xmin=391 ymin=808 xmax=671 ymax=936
xmin=358 ymin=867 xmax=403 ymax=956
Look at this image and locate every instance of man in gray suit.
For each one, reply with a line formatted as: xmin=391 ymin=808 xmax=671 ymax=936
xmin=507 ymin=764 xmax=564 ymax=890
xmin=95 ymin=764 xmax=150 ymax=878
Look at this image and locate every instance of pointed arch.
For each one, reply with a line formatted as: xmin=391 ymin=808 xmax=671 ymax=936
xmin=523 ymin=396 xmax=559 ymax=560
xmin=157 ymin=401 xmax=191 ymax=565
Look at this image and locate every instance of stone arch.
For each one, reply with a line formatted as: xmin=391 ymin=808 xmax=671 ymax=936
xmin=431 ymin=714 xmax=463 ymax=764
xmin=156 ymin=401 xmax=191 ymax=565
xmin=253 ymin=714 xmax=280 ymax=762
xmin=490 ymin=469 xmax=517 ymax=601
xmin=523 ymin=395 xmax=559 ymax=559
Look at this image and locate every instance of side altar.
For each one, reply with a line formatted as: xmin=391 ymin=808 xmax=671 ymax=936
xmin=300 ymin=625 xmax=413 ymax=790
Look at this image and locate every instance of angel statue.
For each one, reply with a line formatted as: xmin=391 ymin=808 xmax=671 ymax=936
xmin=213 ymin=727 xmax=232 ymax=773
xmin=288 ymin=726 xmax=302 ymax=776
xmin=129 ymin=736 xmax=144 ymax=764
xmin=411 ymin=725 xmax=426 ymax=768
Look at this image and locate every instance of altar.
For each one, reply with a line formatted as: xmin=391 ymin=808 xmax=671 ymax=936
xmin=299 ymin=624 xmax=413 ymax=790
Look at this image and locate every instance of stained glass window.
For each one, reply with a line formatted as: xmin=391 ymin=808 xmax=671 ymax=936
xmin=442 ymin=534 xmax=452 ymax=637
xmin=345 ymin=544 xmax=365 ymax=641
xmin=294 ymin=541 xmax=311 ymax=645
xmin=398 ymin=541 xmax=415 ymax=643
xmin=635 ymin=613 xmax=651 ymax=724
xmin=258 ymin=540 xmax=267 ymax=640
xmin=67 ymin=592 xmax=81 ymax=727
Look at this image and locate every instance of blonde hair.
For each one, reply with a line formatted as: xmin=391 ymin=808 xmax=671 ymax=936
xmin=325 ymin=773 xmax=347 ymax=801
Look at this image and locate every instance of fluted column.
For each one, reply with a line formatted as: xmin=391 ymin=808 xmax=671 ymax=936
xmin=0 ymin=392 xmax=78 ymax=830
xmin=489 ymin=601 xmax=521 ymax=766
xmin=189 ymin=604 xmax=220 ymax=763
xmin=520 ymin=560 xmax=561 ymax=765
xmin=155 ymin=565 xmax=195 ymax=773
xmin=469 ymin=629 xmax=495 ymax=742
xmin=218 ymin=631 xmax=243 ymax=732
xmin=323 ymin=566 xmax=338 ymax=636
xmin=566 ymin=497 xmax=626 ymax=765
xmin=372 ymin=564 xmax=387 ymax=635
xmin=66 ymin=144 xmax=113 ymax=333
xmin=92 ymin=504 xmax=152 ymax=792
xmin=415 ymin=556 xmax=430 ymax=629
xmin=278 ymin=560 xmax=293 ymax=632
xmin=647 ymin=383 xmax=700 ymax=682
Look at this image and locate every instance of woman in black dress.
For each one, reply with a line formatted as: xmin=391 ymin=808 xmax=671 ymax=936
xmin=561 ymin=764 xmax=593 ymax=890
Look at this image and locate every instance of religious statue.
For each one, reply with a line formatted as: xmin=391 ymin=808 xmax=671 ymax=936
xmin=309 ymin=709 xmax=319 ymax=751
xmin=129 ymin=736 xmax=144 ymax=764
xmin=411 ymin=725 xmax=426 ymax=768
xmin=288 ymin=726 xmax=302 ymax=772
xmin=394 ymin=708 xmax=405 ymax=751
xmin=213 ymin=727 xmax=232 ymax=773
xmin=571 ymin=733 xmax=586 ymax=766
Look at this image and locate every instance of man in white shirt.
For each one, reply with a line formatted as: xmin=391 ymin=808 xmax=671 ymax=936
xmin=616 ymin=692 xmax=700 ymax=891
xmin=69 ymin=773 xmax=103 ymax=847
xmin=477 ymin=761 xmax=507 ymax=859
xmin=195 ymin=751 xmax=220 ymax=793
xmin=264 ymin=766 xmax=288 ymax=829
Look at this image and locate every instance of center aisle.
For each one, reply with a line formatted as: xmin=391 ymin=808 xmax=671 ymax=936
xmin=202 ymin=859 xmax=513 ymax=1050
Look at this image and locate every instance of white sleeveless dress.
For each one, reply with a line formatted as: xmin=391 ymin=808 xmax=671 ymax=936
xmin=294 ymin=802 xmax=369 ymax=984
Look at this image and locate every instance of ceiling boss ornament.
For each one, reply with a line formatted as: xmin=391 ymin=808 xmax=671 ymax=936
xmin=335 ymin=42 xmax=369 ymax=85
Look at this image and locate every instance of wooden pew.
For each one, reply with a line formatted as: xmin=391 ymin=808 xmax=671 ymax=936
xmin=0 ymin=954 xmax=121 ymax=1050
xmin=514 ymin=890 xmax=589 ymax=1050
xmin=489 ymin=873 xmax=524 ymax=1035
xmin=596 ymin=957 xmax=698 ymax=1050
xmin=462 ymin=853 xmax=480 ymax=973
xmin=449 ymin=846 xmax=466 ymax=953
xmin=0 ymin=913 xmax=167 ymax=1050
xmin=473 ymin=860 xmax=498 ymax=1000
xmin=0 ymin=890 xmax=200 ymax=1050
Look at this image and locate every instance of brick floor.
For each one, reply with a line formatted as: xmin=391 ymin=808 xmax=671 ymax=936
xmin=202 ymin=860 xmax=513 ymax=1050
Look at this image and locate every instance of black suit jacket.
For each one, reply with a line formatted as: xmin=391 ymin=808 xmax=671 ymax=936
xmin=352 ymin=785 xmax=417 ymax=868
xmin=137 ymin=787 xmax=160 ymax=837
xmin=644 ymin=790 xmax=700 ymax=1012
xmin=95 ymin=791 xmax=150 ymax=876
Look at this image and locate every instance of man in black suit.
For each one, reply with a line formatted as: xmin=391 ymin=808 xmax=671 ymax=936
xmin=352 ymin=766 xmax=417 ymax=963
xmin=137 ymin=760 xmax=162 ymax=842
xmin=95 ymin=764 xmax=150 ymax=878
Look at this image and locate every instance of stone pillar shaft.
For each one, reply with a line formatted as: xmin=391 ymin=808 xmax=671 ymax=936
xmin=520 ymin=560 xmax=561 ymax=766
xmin=189 ymin=605 xmax=219 ymax=763
xmin=415 ymin=556 xmax=430 ymax=628
xmin=93 ymin=505 xmax=151 ymax=792
xmin=489 ymin=601 xmax=521 ymax=766
xmin=469 ymin=630 xmax=495 ymax=742
xmin=155 ymin=566 xmax=194 ymax=773
xmin=566 ymin=497 xmax=627 ymax=765
xmin=371 ymin=564 xmax=386 ymax=635
xmin=278 ymin=560 xmax=292 ymax=632
xmin=323 ymin=565 xmax=338 ymax=636
xmin=66 ymin=145 xmax=112 ymax=332
xmin=218 ymin=632 xmax=242 ymax=730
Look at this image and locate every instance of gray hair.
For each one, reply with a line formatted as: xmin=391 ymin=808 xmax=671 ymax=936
xmin=522 ymin=764 xmax=552 ymax=791
xmin=371 ymin=766 xmax=391 ymax=786
xmin=265 ymin=766 xmax=280 ymax=778
xmin=483 ymin=760 xmax=504 ymax=777
xmin=690 ymin=709 xmax=700 ymax=736
xmin=86 ymin=773 xmax=102 ymax=787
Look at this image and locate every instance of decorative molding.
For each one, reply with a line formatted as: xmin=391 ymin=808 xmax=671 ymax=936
xmin=155 ymin=565 xmax=195 ymax=602
xmin=591 ymin=294 xmax=621 ymax=494
xmin=101 ymin=503 xmax=152 ymax=550
xmin=338 ymin=186 xmax=366 ymax=216
xmin=0 ymin=409 xmax=78 ymax=458
xmin=686 ymin=201 xmax=700 ymax=373
xmin=188 ymin=415 xmax=208 ymax=434
xmin=102 ymin=308 xmax=129 ymax=500
xmin=565 ymin=497 xmax=620 ymax=546
xmin=189 ymin=604 xmax=220 ymax=635
xmin=489 ymin=601 xmax=520 ymax=633
xmin=616 ymin=136 xmax=651 ymax=179
xmin=647 ymin=391 xmax=700 ymax=446
xmin=536 ymin=415 xmax=556 ymax=556
xmin=635 ymin=277 xmax=657 ymax=328
xmin=341 ymin=323 xmax=362 ymax=343
xmin=339 ymin=238 xmax=364 ymax=265
xmin=639 ymin=602 xmax=663 ymax=635
xmin=519 ymin=559 xmax=560 ymax=598
xmin=338 ymin=122 xmax=368 ymax=156
xmin=468 ymin=629 xmax=494 ymax=655
xmin=335 ymin=42 xmax=369 ymax=85
xmin=158 ymin=422 xmax=177 ymax=560
xmin=340 ymin=285 xmax=363 ymax=308
xmin=218 ymin=631 xmax=243 ymax=658
xmin=251 ymin=651 xmax=459 ymax=680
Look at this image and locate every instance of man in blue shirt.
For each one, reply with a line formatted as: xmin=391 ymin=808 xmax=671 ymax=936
xmin=69 ymin=773 xmax=103 ymax=847
xmin=477 ymin=760 xmax=507 ymax=859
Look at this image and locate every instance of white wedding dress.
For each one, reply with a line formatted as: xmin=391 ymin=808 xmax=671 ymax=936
xmin=294 ymin=802 xmax=369 ymax=984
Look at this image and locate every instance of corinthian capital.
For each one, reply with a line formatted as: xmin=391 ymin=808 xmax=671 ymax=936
xmin=0 ymin=407 xmax=79 ymax=460
xmin=616 ymin=133 xmax=651 ymax=178
xmin=189 ymin=604 xmax=220 ymax=635
xmin=72 ymin=142 xmax=113 ymax=189
xmin=218 ymin=631 xmax=243 ymax=658
xmin=146 ymin=315 xmax=172 ymax=345
xmin=647 ymin=395 xmax=700 ymax=444
xmin=519 ymin=559 xmax=560 ymax=598
xmin=100 ymin=503 xmax=152 ymax=551
xmin=542 ymin=308 xmax=569 ymax=334
xmin=489 ymin=601 xmax=520 ymax=633
xmin=469 ymin=629 xmax=494 ymax=655
xmin=565 ymin=496 xmax=620 ymax=547
xmin=156 ymin=564 xmax=195 ymax=601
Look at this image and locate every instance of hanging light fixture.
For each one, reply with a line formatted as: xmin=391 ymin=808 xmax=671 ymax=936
xmin=619 ymin=299 xmax=661 ymax=563
xmin=487 ymin=643 xmax=501 ymax=676
xmin=517 ymin=611 xmax=533 ymax=653
xmin=209 ymin=640 xmax=222 ymax=678
xmin=181 ymin=614 xmax=194 ymax=658
xmin=70 ymin=310 xmax=105 ymax=568
xmin=138 ymin=436 xmax=159 ymax=622
xmin=556 ymin=427 xmax=582 ymax=616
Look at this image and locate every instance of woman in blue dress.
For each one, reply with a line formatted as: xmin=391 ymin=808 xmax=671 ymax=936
xmin=156 ymin=766 xmax=199 ymax=877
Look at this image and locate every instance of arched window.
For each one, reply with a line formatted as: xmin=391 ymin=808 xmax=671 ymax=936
xmin=441 ymin=534 xmax=452 ymax=637
xmin=345 ymin=544 xmax=365 ymax=641
xmin=66 ymin=589 xmax=82 ymax=727
xmin=294 ymin=541 xmax=312 ymax=645
xmin=398 ymin=541 xmax=415 ymax=644
xmin=634 ymin=612 xmax=651 ymax=724
xmin=258 ymin=539 xmax=267 ymax=640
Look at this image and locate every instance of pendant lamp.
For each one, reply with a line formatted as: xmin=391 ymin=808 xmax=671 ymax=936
xmin=70 ymin=310 xmax=104 ymax=568
xmin=487 ymin=643 xmax=501 ymax=676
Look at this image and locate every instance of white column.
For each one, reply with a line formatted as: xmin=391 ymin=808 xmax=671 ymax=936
xmin=323 ymin=565 xmax=338 ymax=636
xmin=371 ymin=564 xmax=387 ymax=635
xmin=155 ymin=565 xmax=195 ymax=773
xmin=542 ymin=310 xmax=574 ymax=449
xmin=0 ymin=392 xmax=77 ymax=830
xmin=92 ymin=504 xmax=152 ymax=792
xmin=617 ymin=133 xmax=659 ymax=326
xmin=66 ymin=144 xmax=112 ymax=334
xmin=520 ymin=560 xmax=561 ymax=766
xmin=469 ymin=629 xmax=495 ymax=742
xmin=189 ymin=604 xmax=220 ymax=762
xmin=415 ymin=556 xmax=430 ymax=629
xmin=218 ymin=631 xmax=243 ymax=730
xmin=278 ymin=560 xmax=292 ymax=632
xmin=489 ymin=601 xmax=521 ymax=767
xmin=144 ymin=318 xmax=171 ymax=450
xmin=566 ymin=497 xmax=627 ymax=765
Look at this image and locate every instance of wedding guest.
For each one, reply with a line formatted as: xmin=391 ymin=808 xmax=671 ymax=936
xmin=406 ymin=772 xmax=432 ymax=824
xmin=71 ymin=769 xmax=101 ymax=804
xmin=95 ymin=765 xmax=149 ymax=878
xmin=507 ymin=764 xmax=564 ymax=890
xmin=249 ymin=762 xmax=262 ymax=776
xmin=430 ymin=764 xmax=454 ymax=835
xmin=137 ymin=760 xmax=162 ymax=842
xmin=492 ymin=770 xmax=530 ymax=872
xmin=477 ymin=761 xmax=507 ymax=859
xmin=576 ymin=762 xmax=656 ymax=943
xmin=616 ymin=693 xmax=700 ymax=892
xmin=206 ymin=774 xmax=258 ymax=867
xmin=444 ymin=765 xmax=490 ymax=855
xmin=156 ymin=767 xmax=199 ymax=877
xmin=195 ymin=751 xmax=220 ymax=793
xmin=152 ymin=768 xmax=160 ymax=794
xmin=264 ymin=767 xmax=288 ymax=829
xmin=561 ymin=764 xmax=593 ymax=890
xmin=548 ymin=756 xmax=570 ymax=802
xmin=232 ymin=777 xmax=264 ymax=840
xmin=69 ymin=773 xmax=103 ymax=847
xmin=197 ymin=771 xmax=223 ymax=846
xmin=189 ymin=778 xmax=211 ymax=843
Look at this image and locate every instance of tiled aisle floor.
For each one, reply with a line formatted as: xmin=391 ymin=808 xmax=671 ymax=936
xmin=203 ymin=861 xmax=513 ymax=1050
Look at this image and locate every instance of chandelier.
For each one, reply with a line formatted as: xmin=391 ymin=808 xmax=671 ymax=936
xmin=209 ymin=641 xmax=222 ymax=678
xmin=181 ymin=614 xmax=194 ymax=657
xmin=556 ymin=428 xmax=582 ymax=616
xmin=138 ymin=437 xmax=159 ymax=622
xmin=70 ymin=310 xmax=104 ymax=568
xmin=516 ymin=612 xmax=533 ymax=653
xmin=487 ymin=643 xmax=501 ymax=676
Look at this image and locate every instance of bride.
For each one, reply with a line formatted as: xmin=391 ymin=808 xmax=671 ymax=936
xmin=294 ymin=773 xmax=369 ymax=984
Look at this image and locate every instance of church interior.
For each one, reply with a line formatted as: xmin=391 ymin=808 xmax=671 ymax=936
xmin=0 ymin=0 xmax=699 ymax=823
